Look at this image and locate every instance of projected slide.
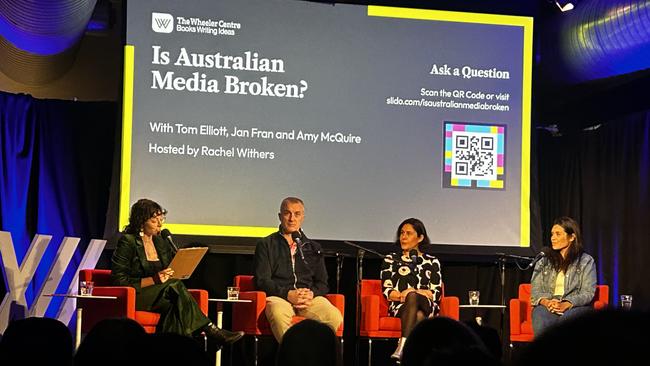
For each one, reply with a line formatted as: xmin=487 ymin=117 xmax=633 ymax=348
xmin=121 ymin=0 xmax=532 ymax=246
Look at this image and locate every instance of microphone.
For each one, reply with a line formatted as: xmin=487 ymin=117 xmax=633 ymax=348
xmin=527 ymin=247 xmax=549 ymax=269
xmin=409 ymin=249 xmax=419 ymax=269
xmin=291 ymin=231 xmax=306 ymax=261
xmin=160 ymin=229 xmax=179 ymax=253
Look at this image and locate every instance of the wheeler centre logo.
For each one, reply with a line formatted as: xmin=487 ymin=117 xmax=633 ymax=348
xmin=0 ymin=231 xmax=106 ymax=333
xmin=152 ymin=12 xmax=174 ymax=33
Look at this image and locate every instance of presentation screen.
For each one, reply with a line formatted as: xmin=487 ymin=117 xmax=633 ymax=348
xmin=121 ymin=0 xmax=532 ymax=247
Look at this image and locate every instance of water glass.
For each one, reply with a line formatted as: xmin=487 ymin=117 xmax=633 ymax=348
xmin=227 ymin=286 xmax=240 ymax=300
xmin=620 ymin=294 xmax=633 ymax=310
xmin=79 ymin=281 xmax=94 ymax=296
xmin=469 ymin=290 xmax=480 ymax=306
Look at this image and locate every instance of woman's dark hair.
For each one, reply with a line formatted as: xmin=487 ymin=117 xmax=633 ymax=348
xmin=124 ymin=198 xmax=166 ymax=235
xmin=547 ymin=216 xmax=584 ymax=272
xmin=395 ymin=218 xmax=431 ymax=247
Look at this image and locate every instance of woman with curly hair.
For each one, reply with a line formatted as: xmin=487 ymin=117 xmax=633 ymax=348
xmin=111 ymin=198 xmax=243 ymax=346
xmin=380 ymin=218 xmax=443 ymax=361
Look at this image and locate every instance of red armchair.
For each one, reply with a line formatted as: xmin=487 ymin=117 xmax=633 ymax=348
xmin=77 ymin=269 xmax=208 ymax=334
xmin=359 ymin=279 xmax=459 ymax=365
xmin=509 ymin=283 xmax=609 ymax=343
xmin=231 ymin=275 xmax=344 ymax=337
xmin=231 ymin=275 xmax=345 ymax=365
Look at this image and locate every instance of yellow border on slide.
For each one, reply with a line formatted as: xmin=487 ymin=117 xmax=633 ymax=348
xmin=118 ymin=45 xmax=276 ymax=237
xmin=119 ymin=45 xmax=134 ymax=232
xmin=163 ymin=223 xmax=276 ymax=237
xmin=368 ymin=6 xmax=533 ymax=247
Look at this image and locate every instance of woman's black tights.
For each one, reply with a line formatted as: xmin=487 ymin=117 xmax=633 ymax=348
xmin=399 ymin=291 xmax=432 ymax=337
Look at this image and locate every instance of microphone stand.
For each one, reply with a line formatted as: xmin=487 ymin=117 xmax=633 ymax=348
xmin=493 ymin=253 xmax=534 ymax=342
xmin=335 ymin=252 xmax=344 ymax=294
xmin=356 ymin=249 xmax=364 ymax=338
xmin=343 ymin=241 xmax=387 ymax=262
xmin=500 ymin=256 xmax=505 ymax=317
xmin=340 ymin=240 xmax=395 ymax=362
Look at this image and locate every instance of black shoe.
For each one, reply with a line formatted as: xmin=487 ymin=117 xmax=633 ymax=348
xmin=203 ymin=323 xmax=244 ymax=346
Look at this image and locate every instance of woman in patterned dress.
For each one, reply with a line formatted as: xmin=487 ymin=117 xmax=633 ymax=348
xmin=380 ymin=218 xmax=443 ymax=361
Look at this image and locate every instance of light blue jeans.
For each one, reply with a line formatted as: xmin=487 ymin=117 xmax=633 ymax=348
xmin=532 ymin=305 xmax=592 ymax=337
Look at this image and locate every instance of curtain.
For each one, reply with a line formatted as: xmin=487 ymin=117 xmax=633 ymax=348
xmin=537 ymin=112 xmax=650 ymax=310
xmin=0 ymin=91 xmax=116 ymax=316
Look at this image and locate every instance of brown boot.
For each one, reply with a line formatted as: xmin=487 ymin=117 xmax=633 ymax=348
xmin=203 ymin=323 xmax=244 ymax=346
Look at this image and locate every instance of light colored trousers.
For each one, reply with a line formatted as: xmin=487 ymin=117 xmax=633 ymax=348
xmin=265 ymin=295 xmax=343 ymax=342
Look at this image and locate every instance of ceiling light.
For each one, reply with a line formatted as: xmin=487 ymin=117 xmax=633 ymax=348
xmin=555 ymin=1 xmax=575 ymax=12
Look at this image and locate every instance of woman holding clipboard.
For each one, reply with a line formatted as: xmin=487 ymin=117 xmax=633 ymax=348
xmin=111 ymin=198 xmax=243 ymax=345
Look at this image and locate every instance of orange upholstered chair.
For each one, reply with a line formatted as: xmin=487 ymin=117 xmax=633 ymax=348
xmin=231 ymin=274 xmax=344 ymax=362
xmin=77 ymin=269 xmax=208 ymax=334
xmin=359 ymin=279 xmax=459 ymax=365
xmin=231 ymin=275 xmax=344 ymax=336
xmin=509 ymin=283 xmax=609 ymax=343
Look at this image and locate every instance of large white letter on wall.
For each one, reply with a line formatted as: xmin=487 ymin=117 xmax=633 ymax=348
xmin=0 ymin=231 xmax=105 ymax=333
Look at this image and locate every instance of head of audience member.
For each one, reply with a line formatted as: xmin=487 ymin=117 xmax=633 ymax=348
xmin=0 ymin=317 xmax=73 ymax=365
xmin=395 ymin=218 xmax=430 ymax=253
xmin=74 ymin=318 xmax=146 ymax=366
xmin=548 ymin=216 xmax=583 ymax=272
xmin=128 ymin=333 xmax=210 ymax=366
xmin=464 ymin=319 xmax=503 ymax=361
xmin=514 ymin=310 xmax=650 ymax=366
xmin=401 ymin=317 xmax=500 ymax=366
xmin=124 ymin=198 xmax=166 ymax=236
xmin=276 ymin=319 xmax=337 ymax=366
xmin=278 ymin=197 xmax=305 ymax=235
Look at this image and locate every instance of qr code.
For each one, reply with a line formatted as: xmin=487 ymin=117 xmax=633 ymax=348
xmin=443 ymin=122 xmax=505 ymax=189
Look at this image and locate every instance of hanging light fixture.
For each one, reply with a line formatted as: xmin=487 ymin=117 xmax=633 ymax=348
xmin=556 ymin=1 xmax=575 ymax=11
xmin=0 ymin=0 xmax=97 ymax=85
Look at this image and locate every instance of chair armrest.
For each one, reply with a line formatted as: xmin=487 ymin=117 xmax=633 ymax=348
xmin=189 ymin=289 xmax=209 ymax=315
xmin=78 ymin=286 xmax=136 ymax=333
xmin=325 ymin=294 xmax=345 ymax=334
xmin=510 ymin=298 xmax=522 ymax=335
xmin=232 ymin=291 xmax=266 ymax=333
xmin=593 ymin=300 xmax=607 ymax=310
xmin=325 ymin=294 xmax=345 ymax=315
xmin=361 ymin=295 xmax=380 ymax=332
xmin=440 ymin=296 xmax=459 ymax=320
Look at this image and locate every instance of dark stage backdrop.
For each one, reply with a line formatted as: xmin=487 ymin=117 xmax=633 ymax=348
xmin=0 ymin=91 xmax=116 ymax=316
xmin=537 ymin=111 xmax=650 ymax=310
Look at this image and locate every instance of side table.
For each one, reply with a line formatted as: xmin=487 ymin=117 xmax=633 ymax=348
xmin=208 ymin=298 xmax=252 ymax=366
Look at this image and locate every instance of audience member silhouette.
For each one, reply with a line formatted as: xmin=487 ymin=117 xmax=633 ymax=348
xmin=0 ymin=317 xmax=73 ymax=366
xmin=464 ymin=319 xmax=503 ymax=361
xmin=514 ymin=309 xmax=650 ymax=366
xmin=74 ymin=318 xmax=146 ymax=366
xmin=127 ymin=332 xmax=210 ymax=366
xmin=401 ymin=317 xmax=501 ymax=366
xmin=276 ymin=319 xmax=337 ymax=366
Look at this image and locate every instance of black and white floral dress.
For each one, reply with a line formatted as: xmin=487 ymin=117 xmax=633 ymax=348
xmin=380 ymin=252 xmax=443 ymax=317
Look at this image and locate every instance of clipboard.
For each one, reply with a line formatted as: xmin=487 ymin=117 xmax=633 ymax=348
xmin=168 ymin=247 xmax=208 ymax=279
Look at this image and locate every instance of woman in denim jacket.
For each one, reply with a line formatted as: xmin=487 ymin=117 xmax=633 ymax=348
xmin=530 ymin=216 xmax=597 ymax=336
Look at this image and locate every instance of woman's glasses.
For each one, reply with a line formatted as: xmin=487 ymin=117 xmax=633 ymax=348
xmin=149 ymin=211 xmax=166 ymax=223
